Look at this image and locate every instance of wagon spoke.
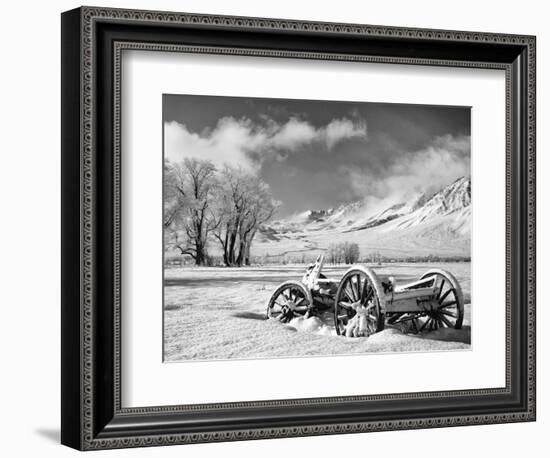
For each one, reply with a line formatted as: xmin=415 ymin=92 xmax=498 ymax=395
xmin=349 ymin=279 xmax=360 ymax=302
xmin=294 ymin=305 xmax=309 ymax=312
xmin=365 ymin=301 xmax=376 ymax=311
xmin=437 ymin=279 xmax=446 ymax=299
xmin=419 ymin=317 xmax=430 ymax=333
xmin=360 ymin=277 xmax=369 ymax=300
xmin=439 ymin=288 xmax=454 ymax=304
xmin=338 ymin=300 xmax=354 ymax=310
xmin=439 ymin=300 xmax=457 ymax=309
xmin=439 ymin=309 xmax=457 ymax=318
xmin=367 ymin=289 xmax=374 ymax=303
xmin=349 ymin=275 xmax=361 ymax=302
xmin=363 ymin=287 xmax=374 ymax=306
xmin=439 ymin=314 xmax=454 ymax=328
xmin=345 ymin=280 xmax=354 ymax=302
xmin=356 ymin=274 xmax=363 ymax=299
xmin=420 ymin=317 xmax=431 ymax=332
xmin=359 ymin=281 xmax=366 ymax=302
xmin=344 ymin=283 xmax=356 ymax=302
xmin=345 ymin=287 xmax=354 ymax=303
xmin=352 ymin=279 xmax=360 ymax=301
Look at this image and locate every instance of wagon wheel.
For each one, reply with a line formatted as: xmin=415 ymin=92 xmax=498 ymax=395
xmin=390 ymin=269 xmax=464 ymax=333
xmin=266 ymin=281 xmax=313 ymax=323
xmin=334 ymin=268 xmax=384 ymax=337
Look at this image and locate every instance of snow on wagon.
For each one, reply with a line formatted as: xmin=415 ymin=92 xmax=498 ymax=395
xmin=267 ymin=255 xmax=464 ymax=338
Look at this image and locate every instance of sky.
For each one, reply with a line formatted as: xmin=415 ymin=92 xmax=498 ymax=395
xmin=163 ymin=94 xmax=470 ymax=218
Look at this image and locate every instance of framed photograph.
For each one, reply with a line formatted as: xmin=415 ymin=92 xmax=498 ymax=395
xmin=61 ymin=6 xmax=536 ymax=450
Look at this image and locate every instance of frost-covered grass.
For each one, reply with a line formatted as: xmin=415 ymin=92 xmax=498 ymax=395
xmin=164 ymin=262 xmax=471 ymax=362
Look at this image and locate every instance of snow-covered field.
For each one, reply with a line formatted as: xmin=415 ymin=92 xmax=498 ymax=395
xmin=164 ymin=262 xmax=471 ymax=362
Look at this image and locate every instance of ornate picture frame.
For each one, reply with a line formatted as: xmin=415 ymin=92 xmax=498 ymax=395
xmin=61 ymin=6 xmax=536 ymax=450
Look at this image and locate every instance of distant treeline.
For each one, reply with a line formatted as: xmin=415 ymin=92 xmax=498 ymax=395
xmin=165 ymin=247 xmax=471 ymax=267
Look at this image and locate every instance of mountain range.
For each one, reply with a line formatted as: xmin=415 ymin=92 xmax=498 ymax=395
xmin=254 ymin=176 xmax=471 ymax=259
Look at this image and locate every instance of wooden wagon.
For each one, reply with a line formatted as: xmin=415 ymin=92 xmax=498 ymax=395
xmin=266 ymin=255 xmax=464 ymax=338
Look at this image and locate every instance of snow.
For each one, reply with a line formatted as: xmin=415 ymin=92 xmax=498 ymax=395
xmin=164 ymin=262 xmax=471 ymax=362
xmin=288 ymin=314 xmax=336 ymax=336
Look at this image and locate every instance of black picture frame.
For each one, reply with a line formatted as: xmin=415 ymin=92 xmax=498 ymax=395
xmin=61 ymin=6 xmax=536 ymax=450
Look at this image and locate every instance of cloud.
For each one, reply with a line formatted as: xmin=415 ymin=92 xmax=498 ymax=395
xmin=342 ymin=134 xmax=471 ymax=215
xmin=431 ymin=133 xmax=470 ymax=156
xmin=324 ymin=118 xmax=367 ymax=148
xmin=164 ymin=116 xmax=367 ymax=170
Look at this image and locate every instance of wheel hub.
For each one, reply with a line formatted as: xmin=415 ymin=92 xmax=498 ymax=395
xmin=344 ymin=300 xmax=376 ymax=337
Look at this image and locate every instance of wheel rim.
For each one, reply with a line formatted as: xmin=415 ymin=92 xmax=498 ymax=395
xmin=391 ymin=271 xmax=464 ymax=333
xmin=267 ymin=283 xmax=310 ymax=322
xmin=334 ymin=270 xmax=381 ymax=337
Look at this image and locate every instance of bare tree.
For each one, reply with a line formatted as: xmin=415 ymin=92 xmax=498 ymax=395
xmin=236 ymin=178 xmax=277 ymax=266
xmin=327 ymin=243 xmax=343 ymax=264
xmin=212 ymin=166 xmax=277 ymax=266
xmin=164 ymin=158 xmax=218 ymax=265
xmin=327 ymin=242 xmax=360 ymax=264
xmin=164 ymin=161 xmax=181 ymax=228
xmin=343 ymin=242 xmax=360 ymax=264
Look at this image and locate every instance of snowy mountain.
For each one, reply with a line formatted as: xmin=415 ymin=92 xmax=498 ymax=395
xmin=255 ymin=176 xmax=471 ymax=259
xmin=370 ymin=176 xmax=471 ymax=231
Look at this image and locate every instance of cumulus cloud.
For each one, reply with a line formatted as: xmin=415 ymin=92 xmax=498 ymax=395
xmin=164 ymin=116 xmax=367 ymax=170
xmin=342 ymin=134 xmax=471 ymax=215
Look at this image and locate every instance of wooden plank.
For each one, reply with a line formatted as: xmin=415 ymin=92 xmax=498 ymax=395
xmin=386 ymin=298 xmax=438 ymax=313
xmin=392 ymin=287 xmax=437 ymax=301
